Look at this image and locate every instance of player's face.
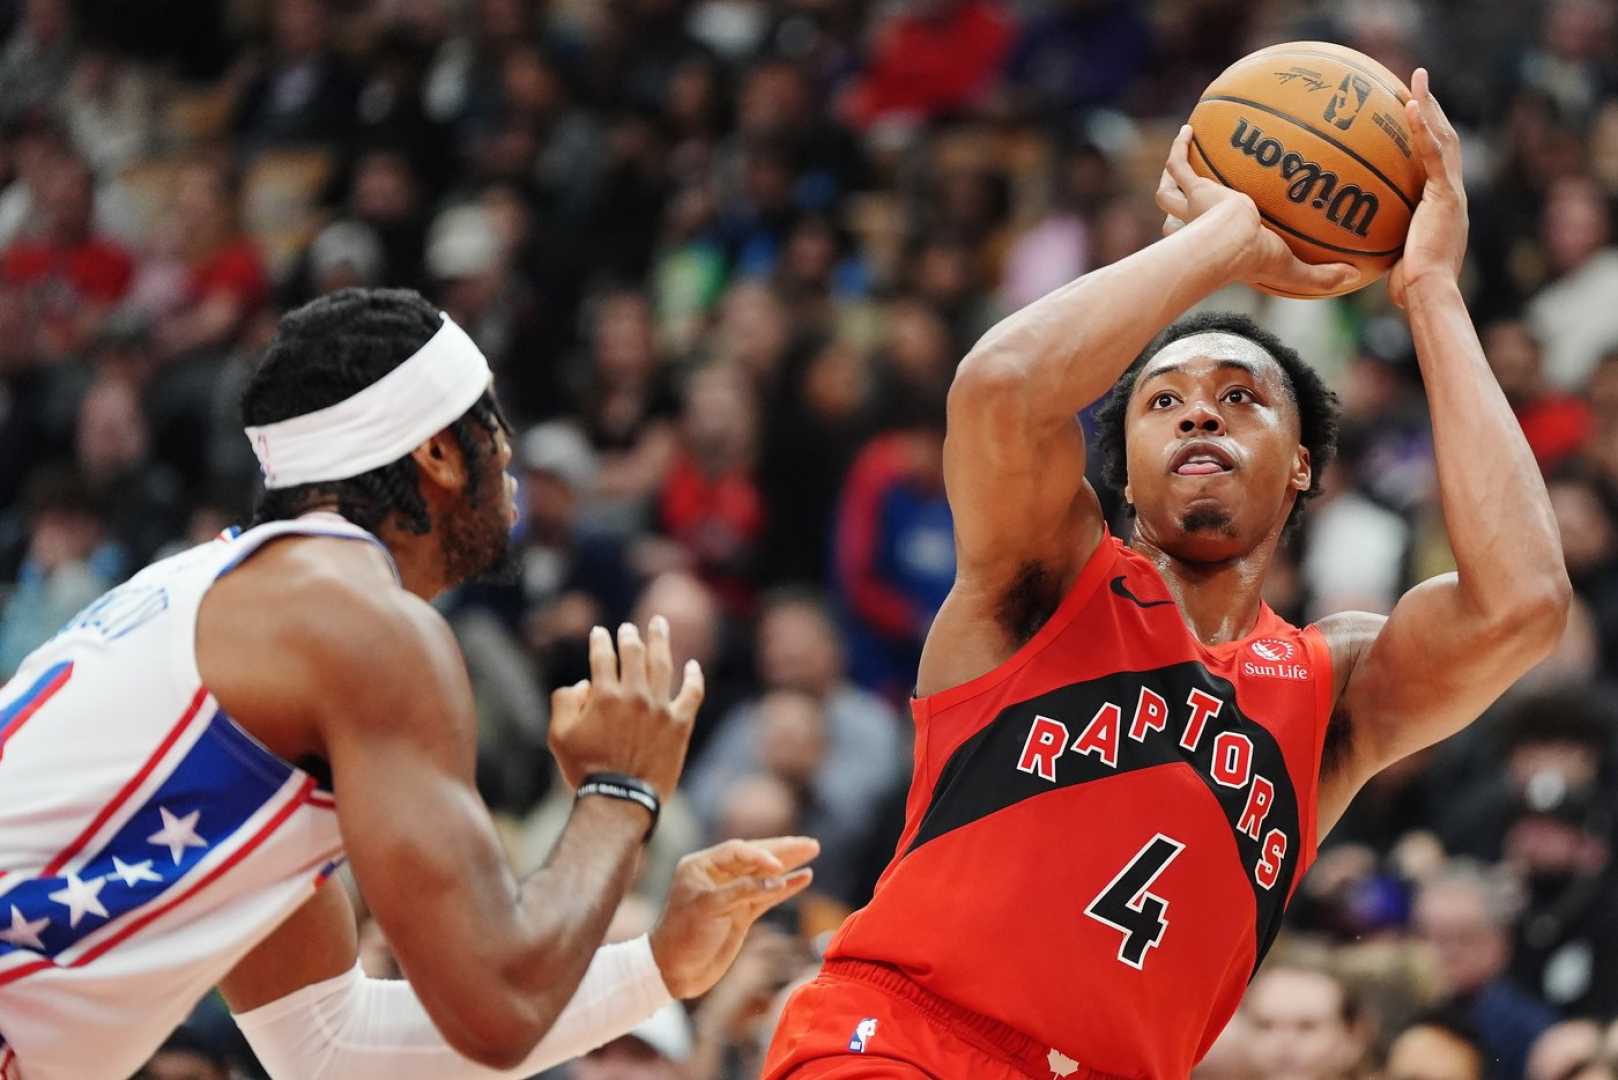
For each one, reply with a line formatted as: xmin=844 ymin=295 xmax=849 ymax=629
xmin=440 ymin=417 xmax=518 ymax=587
xmin=1123 ymin=333 xmax=1309 ymax=564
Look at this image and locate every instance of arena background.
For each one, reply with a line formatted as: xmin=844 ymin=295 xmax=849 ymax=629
xmin=0 ymin=0 xmax=1615 ymax=1076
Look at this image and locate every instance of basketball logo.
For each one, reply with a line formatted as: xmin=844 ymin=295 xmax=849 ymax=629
xmin=1324 ymin=74 xmax=1372 ymax=130
xmin=1251 ymin=639 xmax=1296 ymax=662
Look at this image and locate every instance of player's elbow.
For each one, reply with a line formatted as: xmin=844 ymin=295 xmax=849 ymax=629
xmin=949 ymin=349 xmax=1035 ymax=434
xmin=1489 ymin=569 xmax=1573 ymax=661
xmin=443 ymin=997 xmax=552 ymax=1071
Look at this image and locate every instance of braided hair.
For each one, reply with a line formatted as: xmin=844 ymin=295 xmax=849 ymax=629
xmin=241 ymin=288 xmax=507 ymax=536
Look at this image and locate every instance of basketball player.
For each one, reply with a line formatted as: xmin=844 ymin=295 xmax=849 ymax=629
xmin=0 ymin=288 xmax=818 ymax=1080
xmin=765 ymin=69 xmax=1567 ymax=1079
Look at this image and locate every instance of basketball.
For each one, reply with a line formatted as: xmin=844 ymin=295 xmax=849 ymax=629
xmin=1188 ymin=42 xmax=1426 ymax=298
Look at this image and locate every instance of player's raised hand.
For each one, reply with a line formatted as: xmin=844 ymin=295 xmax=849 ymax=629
xmin=648 ymin=836 xmax=819 ymax=999
xmin=1388 ymin=68 xmax=1467 ymax=309
xmin=1156 ymin=124 xmax=1359 ymax=297
xmin=547 ymin=615 xmax=704 ymax=798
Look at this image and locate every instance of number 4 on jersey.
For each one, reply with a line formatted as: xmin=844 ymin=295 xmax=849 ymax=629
xmin=1084 ymin=834 xmax=1185 ymax=969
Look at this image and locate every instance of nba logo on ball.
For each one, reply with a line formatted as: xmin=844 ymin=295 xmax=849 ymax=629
xmin=848 ymin=1018 xmax=877 ymax=1053
xmin=1324 ymin=74 xmax=1372 ymax=130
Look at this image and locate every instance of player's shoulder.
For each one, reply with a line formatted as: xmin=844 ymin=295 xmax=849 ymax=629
xmin=210 ymin=532 xmax=456 ymax=675
xmin=1310 ymin=610 xmax=1388 ymax=695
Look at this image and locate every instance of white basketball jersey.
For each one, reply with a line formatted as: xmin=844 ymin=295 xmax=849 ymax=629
xmin=0 ymin=514 xmax=390 ymax=1080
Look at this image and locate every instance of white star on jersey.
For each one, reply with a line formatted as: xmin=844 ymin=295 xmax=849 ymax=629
xmin=0 ymin=904 xmax=49 ymax=951
xmin=147 ymin=806 xmax=207 ymax=864
xmin=47 ymin=874 xmax=108 ymax=928
xmin=109 ymin=856 xmax=163 ymax=888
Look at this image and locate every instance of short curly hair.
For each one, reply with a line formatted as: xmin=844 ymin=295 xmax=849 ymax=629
xmin=1091 ymin=311 xmax=1340 ymax=537
xmin=241 ymin=288 xmax=506 ymax=535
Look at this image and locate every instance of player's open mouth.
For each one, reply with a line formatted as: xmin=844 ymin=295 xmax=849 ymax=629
xmin=1171 ymin=443 xmax=1235 ymax=476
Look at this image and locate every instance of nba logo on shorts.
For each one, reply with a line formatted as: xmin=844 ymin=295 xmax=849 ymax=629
xmin=848 ymin=1017 xmax=877 ymax=1053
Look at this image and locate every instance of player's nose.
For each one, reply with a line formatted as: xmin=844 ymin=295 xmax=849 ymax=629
xmin=1178 ymin=401 xmax=1224 ymax=434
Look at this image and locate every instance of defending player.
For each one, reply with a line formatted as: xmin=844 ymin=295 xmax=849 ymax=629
xmin=0 ymin=288 xmax=817 ymax=1080
xmin=764 ymin=70 xmax=1567 ymax=1079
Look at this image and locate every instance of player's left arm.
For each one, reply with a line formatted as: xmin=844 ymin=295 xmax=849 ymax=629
xmin=1315 ymin=69 xmax=1571 ymax=832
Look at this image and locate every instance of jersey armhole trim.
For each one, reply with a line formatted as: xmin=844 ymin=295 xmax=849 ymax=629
xmin=1298 ymin=623 xmax=1336 ymax=864
xmin=912 ymin=526 xmax=1119 ymax=717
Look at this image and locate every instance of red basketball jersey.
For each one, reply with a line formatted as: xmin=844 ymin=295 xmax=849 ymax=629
xmin=825 ymin=532 xmax=1334 ymax=1078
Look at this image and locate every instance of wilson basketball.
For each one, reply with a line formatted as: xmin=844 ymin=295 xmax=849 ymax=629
xmin=1188 ymin=42 xmax=1426 ymax=298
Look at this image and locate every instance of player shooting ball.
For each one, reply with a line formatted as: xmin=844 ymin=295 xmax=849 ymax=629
xmin=763 ymin=66 xmax=1568 ymax=1080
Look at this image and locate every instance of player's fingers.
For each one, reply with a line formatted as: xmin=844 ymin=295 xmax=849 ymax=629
xmin=670 ymin=658 xmax=705 ymax=725
xmin=646 ymin=614 xmax=673 ymax=703
xmin=1164 ymin=124 xmax=1201 ymax=195
xmin=1155 ymin=169 xmax=1190 ymax=221
xmin=1403 ymin=97 xmax=1446 ymax=181
xmin=1162 ymin=214 xmax=1186 ymax=237
xmin=618 ymin=622 xmax=647 ymax=695
xmin=702 ymin=838 xmax=787 ymax=880
xmin=549 ymin=679 xmax=590 ymax=727
xmin=709 ymin=868 xmax=814 ymax=916
xmin=742 ymin=869 xmax=815 ymax=918
xmin=1290 ymin=257 xmax=1360 ymax=294
xmin=749 ymin=835 xmax=821 ymax=873
xmin=588 ymin=624 xmax=618 ymax=687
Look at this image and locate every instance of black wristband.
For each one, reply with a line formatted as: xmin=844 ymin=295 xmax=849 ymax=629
xmin=576 ymin=773 xmax=661 ymax=842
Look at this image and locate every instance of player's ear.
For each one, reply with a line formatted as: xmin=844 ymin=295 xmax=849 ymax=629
xmin=1291 ymin=445 xmax=1311 ymax=493
xmin=410 ymin=430 xmax=468 ymax=491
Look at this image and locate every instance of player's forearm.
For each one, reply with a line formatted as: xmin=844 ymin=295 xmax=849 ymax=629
xmin=464 ymin=795 xmax=648 ymax=1068
xmin=1406 ymin=277 xmax=1569 ymax=630
xmin=234 ymin=937 xmax=671 ymax=1079
xmin=956 ymin=201 xmax=1248 ymax=413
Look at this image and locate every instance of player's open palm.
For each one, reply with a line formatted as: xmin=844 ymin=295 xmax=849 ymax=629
xmin=649 ymin=836 xmax=819 ymax=999
xmin=547 ymin=616 xmax=704 ymax=798
xmin=1388 ymin=67 xmax=1467 ymax=308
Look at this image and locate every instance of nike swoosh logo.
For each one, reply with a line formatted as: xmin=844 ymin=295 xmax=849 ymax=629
xmin=1110 ymin=575 xmax=1174 ymax=609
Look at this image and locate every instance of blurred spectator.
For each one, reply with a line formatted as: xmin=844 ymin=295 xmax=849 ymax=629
xmin=659 ymin=362 xmax=765 ymax=615
xmin=687 ymin=589 xmax=904 ymax=902
xmin=0 ymin=465 xmax=126 ymax=678
xmin=842 ymin=0 xmax=1015 ymax=132
xmin=0 ymin=0 xmax=74 ymax=126
xmin=1 ymin=149 xmax=135 ymax=361
xmin=1530 ymin=1019 xmax=1606 ymax=1080
xmin=1548 ymin=469 xmax=1618 ymax=672
xmin=834 ymin=420 xmax=954 ymax=699
xmin=1484 ymin=318 xmax=1592 ymax=473
xmin=131 ymin=157 xmax=267 ymax=365
xmin=688 ymin=925 xmax=812 ymax=1080
xmin=1382 ymin=1011 xmax=1487 ymax=1080
xmin=1244 ymin=963 xmax=1370 ymax=1080
xmin=1527 ymin=176 xmax=1618 ymax=391
xmin=1002 ymin=0 xmax=1153 ymax=118
xmin=1299 ymin=427 xmax=1412 ymax=620
xmin=231 ymin=0 xmax=361 ymax=149
xmin=573 ymin=287 xmax=680 ymax=531
xmin=62 ymin=40 xmax=155 ymax=174
xmin=1413 ymin=861 xmax=1558 ymax=1077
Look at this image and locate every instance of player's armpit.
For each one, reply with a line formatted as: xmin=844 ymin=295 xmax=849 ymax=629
xmin=1315 ymin=572 xmax=1568 ymax=832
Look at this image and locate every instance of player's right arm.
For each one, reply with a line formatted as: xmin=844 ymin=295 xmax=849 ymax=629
xmin=202 ymin=543 xmax=698 ymax=1070
xmin=925 ymin=129 xmax=1356 ymax=687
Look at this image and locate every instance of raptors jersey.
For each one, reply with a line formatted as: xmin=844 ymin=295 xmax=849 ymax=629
xmin=0 ymin=515 xmax=379 ymax=1080
xmin=818 ymin=533 xmax=1332 ymax=1078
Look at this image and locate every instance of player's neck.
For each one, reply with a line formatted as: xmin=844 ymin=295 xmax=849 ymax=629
xmin=297 ymin=503 xmax=451 ymax=600
xmin=1128 ymin=534 xmax=1276 ymax=647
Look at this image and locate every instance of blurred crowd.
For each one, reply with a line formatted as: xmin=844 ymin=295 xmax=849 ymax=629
xmin=0 ymin=0 xmax=1613 ymax=1077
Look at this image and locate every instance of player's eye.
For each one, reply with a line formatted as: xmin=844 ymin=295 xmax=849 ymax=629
xmin=1151 ymin=392 xmax=1177 ymax=409
xmin=1224 ymin=388 xmax=1252 ymax=404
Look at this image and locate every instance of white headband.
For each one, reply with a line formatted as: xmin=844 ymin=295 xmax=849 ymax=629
xmin=245 ymin=312 xmax=493 ymax=490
